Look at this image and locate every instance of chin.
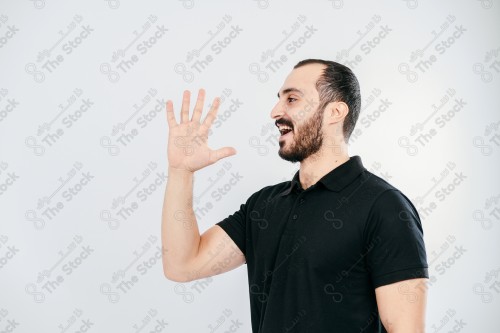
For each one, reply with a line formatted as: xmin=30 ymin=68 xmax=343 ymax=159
xmin=278 ymin=151 xmax=302 ymax=163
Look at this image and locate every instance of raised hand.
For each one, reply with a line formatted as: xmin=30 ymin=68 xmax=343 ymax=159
xmin=166 ymin=89 xmax=237 ymax=173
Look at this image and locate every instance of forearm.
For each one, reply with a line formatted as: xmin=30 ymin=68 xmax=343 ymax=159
xmin=161 ymin=166 xmax=200 ymax=279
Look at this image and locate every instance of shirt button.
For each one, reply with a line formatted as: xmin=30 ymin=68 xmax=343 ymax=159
xmin=292 ymin=214 xmax=298 ymax=220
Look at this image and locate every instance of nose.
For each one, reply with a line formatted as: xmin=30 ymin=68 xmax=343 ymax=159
xmin=270 ymin=100 xmax=286 ymax=120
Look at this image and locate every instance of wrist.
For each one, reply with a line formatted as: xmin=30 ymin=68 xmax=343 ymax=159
xmin=168 ymin=166 xmax=194 ymax=176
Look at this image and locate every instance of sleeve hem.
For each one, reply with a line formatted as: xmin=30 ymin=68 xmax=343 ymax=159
xmin=372 ymin=266 xmax=429 ymax=289
xmin=215 ymin=222 xmax=247 ymax=264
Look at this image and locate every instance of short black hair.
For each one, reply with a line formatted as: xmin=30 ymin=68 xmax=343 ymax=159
xmin=294 ymin=59 xmax=361 ymax=143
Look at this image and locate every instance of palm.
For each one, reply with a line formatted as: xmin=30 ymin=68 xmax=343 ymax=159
xmin=166 ymin=89 xmax=236 ymax=172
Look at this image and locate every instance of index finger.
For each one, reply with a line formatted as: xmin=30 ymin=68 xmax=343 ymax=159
xmin=201 ymin=97 xmax=221 ymax=132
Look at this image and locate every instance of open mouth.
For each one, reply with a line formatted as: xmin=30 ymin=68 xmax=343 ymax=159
xmin=279 ymin=127 xmax=293 ymax=140
xmin=280 ymin=129 xmax=293 ymax=138
xmin=276 ymin=124 xmax=293 ymax=139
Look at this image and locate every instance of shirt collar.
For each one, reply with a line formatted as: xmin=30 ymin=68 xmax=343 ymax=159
xmin=279 ymin=156 xmax=366 ymax=196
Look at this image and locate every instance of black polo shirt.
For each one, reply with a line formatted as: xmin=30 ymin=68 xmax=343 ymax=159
xmin=216 ymin=155 xmax=428 ymax=333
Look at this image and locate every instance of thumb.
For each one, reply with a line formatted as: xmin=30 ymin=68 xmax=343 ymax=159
xmin=210 ymin=147 xmax=237 ymax=163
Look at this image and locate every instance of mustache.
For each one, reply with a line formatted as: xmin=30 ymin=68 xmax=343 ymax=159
xmin=276 ymin=119 xmax=294 ymax=128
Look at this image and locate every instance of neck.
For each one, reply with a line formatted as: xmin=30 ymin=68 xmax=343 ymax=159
xmin=298 ymin=144 xmax=350 ymax=190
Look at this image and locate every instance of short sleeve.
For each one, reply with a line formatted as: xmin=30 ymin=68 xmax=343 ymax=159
xmin=364 ymin=189 xmax=429 ymax=288
xmin=216 ymin=192 xmax=257 ymax=263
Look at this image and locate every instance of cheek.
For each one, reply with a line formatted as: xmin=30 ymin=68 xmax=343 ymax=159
xmin=294 ymin=107 xmax=309 ymax=123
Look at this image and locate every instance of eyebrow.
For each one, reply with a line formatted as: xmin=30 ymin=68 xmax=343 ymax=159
xmin=277 ymin=87 xmax=304 ymax=98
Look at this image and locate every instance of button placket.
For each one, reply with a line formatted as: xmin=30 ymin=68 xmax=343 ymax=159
xmin=291 ymin=193 xmax=306 ymax=221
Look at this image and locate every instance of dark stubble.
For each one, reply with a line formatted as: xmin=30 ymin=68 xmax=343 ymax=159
xmin=278 ymin=106 xmax=325 ymax=163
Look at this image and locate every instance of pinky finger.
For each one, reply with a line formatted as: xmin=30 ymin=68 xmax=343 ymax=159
xmin=166 ymin=100 xmax=177 ymax=127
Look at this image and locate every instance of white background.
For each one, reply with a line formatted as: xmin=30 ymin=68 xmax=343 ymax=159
xmin=0 ymin=0 xmax=499 ymax=332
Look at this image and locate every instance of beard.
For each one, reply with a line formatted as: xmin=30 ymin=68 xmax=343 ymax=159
xmin=278 ymin=106 xmax=325 ymax=163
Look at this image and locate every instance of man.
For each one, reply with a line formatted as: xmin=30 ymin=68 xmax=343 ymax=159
xmin=162 ymin=59 xmax=429 ymax=333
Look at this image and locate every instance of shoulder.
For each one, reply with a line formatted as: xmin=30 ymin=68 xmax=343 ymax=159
xmin=360 ymin=170 xmax=398 ymax=193
xmin=243 ymin=179 xmax=291 ymax=208
xmin=345 ymin=170 xmax=404 ymax=209
xmin=358 ymin=170 xmax=416 ymax=208
xmin=354 ymin=171 xmax=421 ymax=230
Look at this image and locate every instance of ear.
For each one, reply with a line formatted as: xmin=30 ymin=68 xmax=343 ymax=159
xmin=324 ymin=101 xmax=349 ymax=125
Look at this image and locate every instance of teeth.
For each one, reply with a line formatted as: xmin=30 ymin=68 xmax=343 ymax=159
xmin=277 ymin=123 xmax=293 ymax=135
xmin=279 ymin=127 xmax=293 ymax=135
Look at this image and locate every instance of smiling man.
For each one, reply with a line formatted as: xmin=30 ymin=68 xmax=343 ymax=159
xmin=162 ymin=59 xmax=429 ymax=333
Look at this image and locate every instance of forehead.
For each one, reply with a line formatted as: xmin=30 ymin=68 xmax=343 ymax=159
xmin=279 ymin=63 xmax=326 ymax=96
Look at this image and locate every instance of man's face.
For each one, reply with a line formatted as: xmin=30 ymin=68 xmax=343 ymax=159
xmin=271 ymin=64 xmax=326 ymax=163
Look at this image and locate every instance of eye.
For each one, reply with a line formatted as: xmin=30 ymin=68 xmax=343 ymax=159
xmin=287 ymin=97 xmax=297 ymax=103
